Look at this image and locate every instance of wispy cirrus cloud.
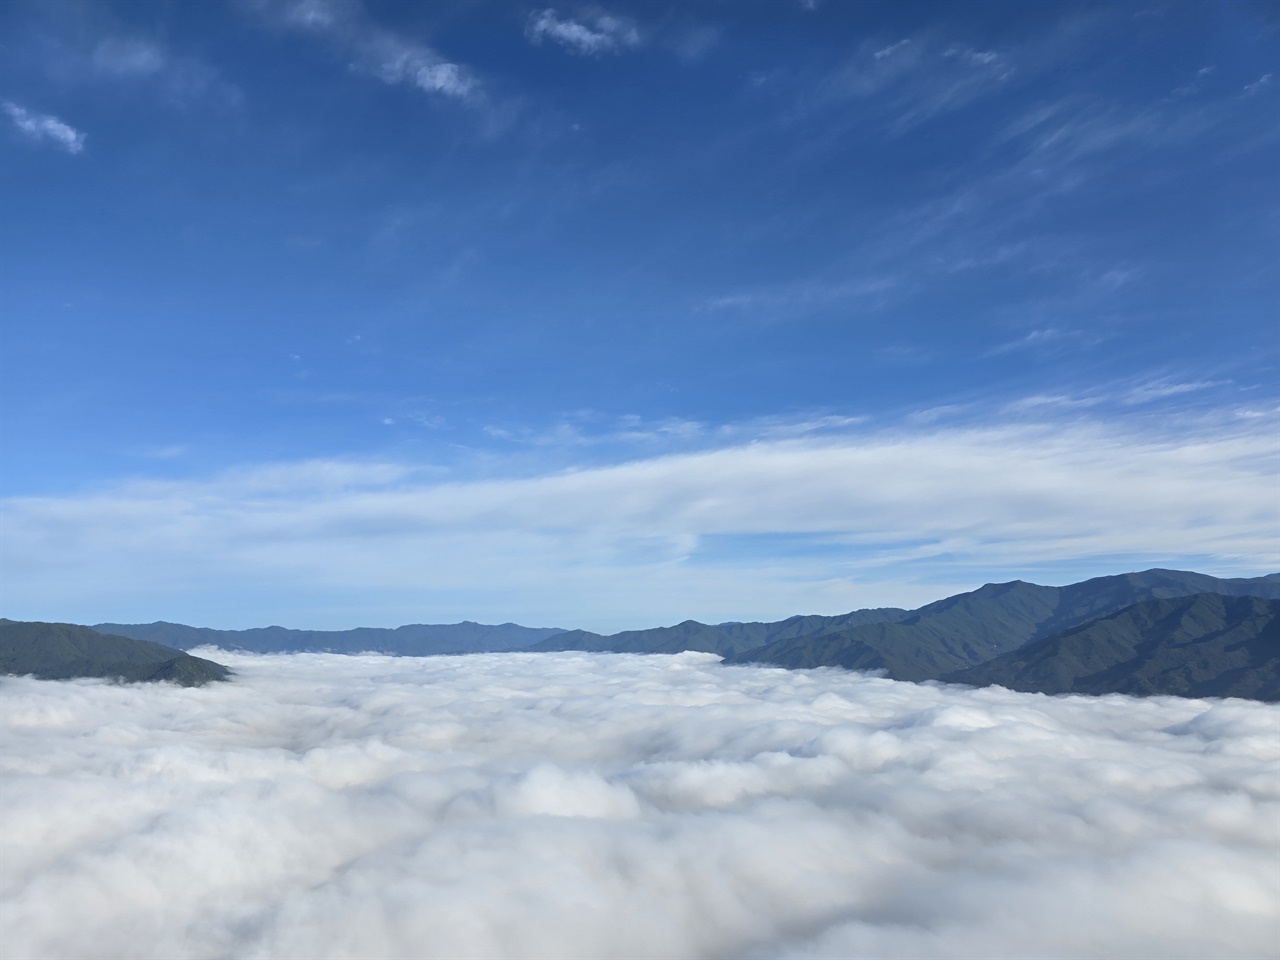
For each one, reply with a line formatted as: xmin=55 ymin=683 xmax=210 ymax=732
xmin=255 ymin=0 xmax=479 ymax=101
xmin=1172 ymin=65 xmax=1215 ymax=98
xmin=1241 ymin=73 xmax=1272 ymax=97
xmin=525 ymin=9 xmax=641 ymax=56
xmin=874 ymin=39 xmax=912 ymax=61
xmin=480 ymin=411 xmax=868 ymax=450
xmin=88 ymin=36 xmax=239 ymax=106
xmin=813 ymin=32 xmax=1013 ymax=135
xmin=1 ymin=101 xmax=85 ymax=153
xmin=986 ymin=325 xmax=1109 ymax=357
xmin=92 ymin=36 xmax=167 ymax=76
xmin=1001 ymin=376 xmax=1244 ymax=416
xmin=1123 ymin=378 xmax=1231 ymax=405
xmin=702 ymin=275 xmax=899 ymax=316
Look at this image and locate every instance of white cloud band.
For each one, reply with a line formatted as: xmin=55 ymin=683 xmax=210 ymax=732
xmin=2 ymin=413 xmax=1276 ymax=629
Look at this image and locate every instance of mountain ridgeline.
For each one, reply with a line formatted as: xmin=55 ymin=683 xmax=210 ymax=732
xmin=528 ymin=607 xmax=913 ymax=659
xmin=8 ymin=568 xmax=1277 ymax=699
xmin=92 ymin=620 xmax=565 ymax=656
xmin=728 ymin=570 xmax=1280 ymax=679
xmin=538 ymin=569 xmax=1280 ymax=700
xmin=0 ymin=620 xmax=230 ymax=687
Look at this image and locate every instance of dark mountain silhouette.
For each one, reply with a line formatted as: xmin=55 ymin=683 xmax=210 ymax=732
xmin=0 ymin=620 xmax=230 ymax=686
xmin=728 ymin=570 xmax=1280 ymax=680
xmin=943 ymin=594 xmax=1280 ymax=701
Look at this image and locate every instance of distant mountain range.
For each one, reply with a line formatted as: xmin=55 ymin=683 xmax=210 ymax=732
xmin=529 ymin=607 xmax=912 ymax=659
xmin=4 ymin=568 xmax=1277 ymax=699
xmin=0 ymin=619 xmax=229 ymax=687
xmin=540 ymin=569 xmax=1280 ymax=700
xmin=91 ymin=620 xmax=565 ymax=656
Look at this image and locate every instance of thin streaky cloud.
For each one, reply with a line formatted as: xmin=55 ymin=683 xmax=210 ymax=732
xmin=874 ymin=39 xmax=911 ymax=60
xmin=1242 ymin=73 xmax=1272 ymax=97
xmin=2 ymin=101 xmax=85 ymax=153
xmin=257 ymin=0 xmax=478 ymax=101
xmin=92 ymin=37 xmax=167 ymax=76
xmin=1123 ymin=378 xmax=1231 ymax=405
xmin=88 ymin=35 xmax=238 ymax=105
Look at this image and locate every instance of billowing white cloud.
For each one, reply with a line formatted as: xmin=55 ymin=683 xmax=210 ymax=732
xmin=1 ymin=102 xmax=85 ymax=154
xmin=526 ymin=9 xmax=641 ymax=56
xmin=1 ymin=652 xmax=1276 ymax=958
xmin=2 ymin=412 xmax=1276 ymax=629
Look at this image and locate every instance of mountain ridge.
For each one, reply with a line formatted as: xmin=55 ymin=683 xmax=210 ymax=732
xmin=37 ymin=567 xmax=1280 ymax=701
xmin=729 ymin=569 xmax=1280 ymax=679
xmin=943 ymin=593 xmax=1280 ymax=701
xmin=0 ymin=620 xmax=230 ymax=687
xmin=92 ymin=620 xmax=565 ymax=656
xmin=527 ymin=607 xmax=912 ymax=658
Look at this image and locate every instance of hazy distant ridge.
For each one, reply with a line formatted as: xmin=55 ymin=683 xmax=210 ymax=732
xmin=528 ymin=607 xmax=912 ymax=658
xmin=92 ymin=620 xmax=566 ymax=656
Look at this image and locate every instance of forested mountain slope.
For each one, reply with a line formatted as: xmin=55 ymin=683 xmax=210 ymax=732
xmin=944 ymin=594 xmax=1280 ymax=700
xmin=729 ymin=570 xmax=1280 ymax=678
xmin=1 ymin=620 xmax=229 ymax=686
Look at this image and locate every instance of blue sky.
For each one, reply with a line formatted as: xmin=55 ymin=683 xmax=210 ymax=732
xmin=1 ymin=0 xmax=1277 ymax=631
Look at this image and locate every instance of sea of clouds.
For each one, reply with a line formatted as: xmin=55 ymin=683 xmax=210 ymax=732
xmin=2 ymin=651 xmax=1277 ymax=959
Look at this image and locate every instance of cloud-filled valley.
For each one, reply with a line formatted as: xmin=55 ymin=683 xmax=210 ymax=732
xmin=2 ymin=6 xmax=1277 ymax=956
xmin=3 ymin=651 xmax=1276 ymax=959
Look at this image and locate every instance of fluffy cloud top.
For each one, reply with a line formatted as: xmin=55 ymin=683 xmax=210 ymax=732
xmin=2 ymin=652 xmax=1276 ymax=958
xmin=2 ymin=102 xmax=85 ymax=153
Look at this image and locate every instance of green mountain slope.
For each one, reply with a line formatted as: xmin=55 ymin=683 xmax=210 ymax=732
xmin=731 ymin=570 xmax=1280 ymax=679
xmin=527 ymin=607 xmax=911 ymax=658
xmin=943 ymin=594 xmax=1280 ymax=700
xmin=1 ymin=620 xmax=230 ymax=686
xmin=92 ymin=620 xmax=564 ymax=655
